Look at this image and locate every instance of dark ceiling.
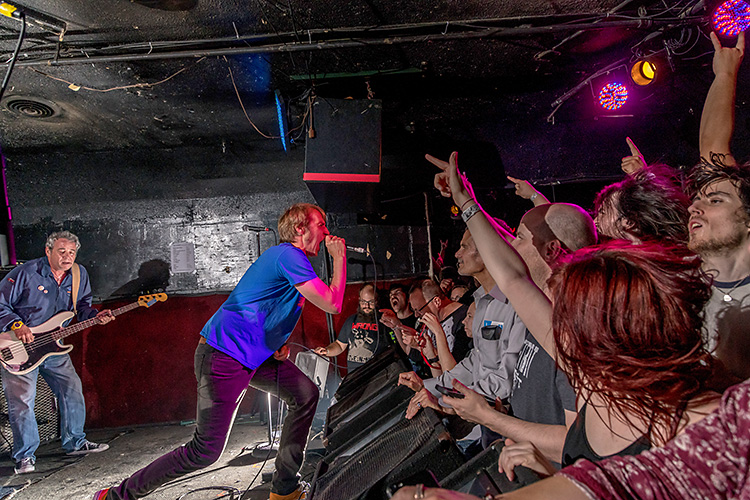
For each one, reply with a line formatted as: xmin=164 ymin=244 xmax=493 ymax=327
xmin=0 ymin=0 xmax=743 ymax=199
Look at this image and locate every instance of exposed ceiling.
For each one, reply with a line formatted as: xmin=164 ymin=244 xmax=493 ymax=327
xmin=0 ymin=0 xmax=742 ymax=200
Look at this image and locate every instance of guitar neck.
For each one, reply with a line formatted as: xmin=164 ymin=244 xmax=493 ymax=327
xmin=51 ymin=301 xmax=140 ymax=342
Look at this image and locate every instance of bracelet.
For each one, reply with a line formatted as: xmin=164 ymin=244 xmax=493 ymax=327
xmin=461 ymin=203 xmax=481 ymax=223
xmin=459 ymin=198 xmax=475 ymax=210
xmin=530 ymin=193 xmax=538 ymax=202
xmin=10 ymin=320 xmax=23 ymax=331
xmin=427 ymin=356 xmax=439 ymax=364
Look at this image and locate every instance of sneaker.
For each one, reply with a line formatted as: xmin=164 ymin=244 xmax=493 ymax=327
xmin=67 ymin=441 xmax=110 ymax=456
xmin=92 ymin=488 xmax=109 ymax=500
xmin=14 ymin=457 xmax=35 ymax=474
xmin=269 ymin=488 xmax=306 ymax=500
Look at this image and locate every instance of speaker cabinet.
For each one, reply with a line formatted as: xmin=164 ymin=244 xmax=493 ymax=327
xmin=0 ymin=374 xmax=60 ymax=455
xmin=440 ymin=440 xmax=542 ymax=496
xmin=311 ymin=407 xmax=465 ymax=500
xmin=304 ymin=98 xmax=382 ymax=184
xmin=326 ymin=347 xmax=410 ymax=434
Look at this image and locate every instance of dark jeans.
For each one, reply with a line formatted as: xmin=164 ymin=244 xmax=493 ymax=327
xmin=108 ymin=343 xmax=319 ymax=499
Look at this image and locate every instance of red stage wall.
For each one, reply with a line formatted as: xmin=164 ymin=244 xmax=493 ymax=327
xmin=69 ymin=287 xmax=364 ymax=429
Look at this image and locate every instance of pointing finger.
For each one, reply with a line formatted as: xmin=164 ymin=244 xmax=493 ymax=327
xmin=425 ymin=153 xmax=449 ymax=171
xmin=626 ymin=137 xmax=642 ymax=158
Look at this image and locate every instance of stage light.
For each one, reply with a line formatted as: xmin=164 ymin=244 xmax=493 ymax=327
xmin=274 ymin=90 xmax=288 ymax=152
xmin=598 ymin=82 xmax=629 ymax=111
xmin=712 ymin=0 xmax=750 ymax=37
xmin=630 ymin=60 xmax=657 ymax=86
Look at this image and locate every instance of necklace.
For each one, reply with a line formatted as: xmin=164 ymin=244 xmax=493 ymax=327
xmin=714 ymin=276 xmax=750 ymax=302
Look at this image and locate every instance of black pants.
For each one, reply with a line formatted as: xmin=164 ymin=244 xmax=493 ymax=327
xmin=109 ymin=343 xmax=319 ymax=499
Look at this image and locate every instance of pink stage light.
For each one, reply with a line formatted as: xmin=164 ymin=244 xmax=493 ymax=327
xmin=598 ymin=82 xmax=629 ymax=111
xmin=713 ymin=0 xmax=750 ymax=37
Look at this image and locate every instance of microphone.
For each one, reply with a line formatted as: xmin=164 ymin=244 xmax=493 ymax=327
xmin=346 ymin=245 xmax=368 ymax=255
xmin=243 ymin=225 xmax=269 ymax=232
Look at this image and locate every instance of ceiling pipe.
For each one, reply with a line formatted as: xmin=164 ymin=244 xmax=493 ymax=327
xmin=1 ymin=16 xmax=707 ymax=68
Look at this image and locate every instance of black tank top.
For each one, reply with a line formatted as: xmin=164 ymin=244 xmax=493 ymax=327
xmin=562 ymin=402 xmax=651 ymax=466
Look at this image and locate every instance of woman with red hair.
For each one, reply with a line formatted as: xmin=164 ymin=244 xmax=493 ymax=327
xmin=425 ymin=152 xmax=720 ymax=480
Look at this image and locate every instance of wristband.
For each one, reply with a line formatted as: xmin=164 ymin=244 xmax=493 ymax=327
xmin=459 ymin=198 xmax=475 ymax=210
xmin=10 ymin=320 xmax=23 ymax=331
xmin=461 ymin=203 xmax=481 ymax=223
xmin=530 ymin=193 xmax=538 ymax=202
xmin=427 ymin=356 xmax=439 ymax=364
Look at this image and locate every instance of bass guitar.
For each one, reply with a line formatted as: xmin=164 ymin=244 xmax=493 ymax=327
xmin=0 ymin=293 xmax=167 ymax=375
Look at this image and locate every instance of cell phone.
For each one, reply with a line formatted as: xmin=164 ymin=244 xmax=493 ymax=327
xmin=436 ymin=384 xmax=464 ymax=399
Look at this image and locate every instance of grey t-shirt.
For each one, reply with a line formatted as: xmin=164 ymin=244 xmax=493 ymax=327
xmin=511 ymin=331 xmax=576 ymax=426
xmin=703 ymin=277 xmax=750 ymax=380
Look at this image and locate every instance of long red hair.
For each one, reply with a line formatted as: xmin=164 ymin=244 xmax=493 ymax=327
xmin=548 ymin=241 xmax=714 ymax=444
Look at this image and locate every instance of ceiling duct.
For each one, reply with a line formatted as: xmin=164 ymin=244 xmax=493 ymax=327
xmin=3 ymin=96 xmax=58 ymax=119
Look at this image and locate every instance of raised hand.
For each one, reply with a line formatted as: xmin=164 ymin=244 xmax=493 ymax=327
xmin=621 ymin=137 xmax=646 ymax=175
xmin=711 ymin=31 xmax=745 ymax=78
xmin=426 ymin=152 xmax=474 ymax=208
xmin=507 ymin=176 xmax=538 ymax=199
xmin=324 ymin=235 xmax=346 ymax=260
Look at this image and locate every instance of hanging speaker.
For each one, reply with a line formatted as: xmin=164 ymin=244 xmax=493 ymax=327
xmin=304 ymin=98 xmax=382 ymax=183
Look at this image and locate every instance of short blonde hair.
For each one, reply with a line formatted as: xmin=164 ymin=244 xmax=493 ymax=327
xmin=278 ymin=203 xmax=326 ymax=243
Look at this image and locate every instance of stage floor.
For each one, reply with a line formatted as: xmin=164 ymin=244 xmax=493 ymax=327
xmin=0 ymin=414 xmax=324 ymax=500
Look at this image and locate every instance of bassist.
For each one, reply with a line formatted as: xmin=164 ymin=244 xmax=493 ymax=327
xmin=0 ymin=231 xmax=113 ymax=474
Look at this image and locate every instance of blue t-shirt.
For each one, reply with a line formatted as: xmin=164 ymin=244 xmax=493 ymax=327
xmin=200 ymin=243 xmax=318 ymax=369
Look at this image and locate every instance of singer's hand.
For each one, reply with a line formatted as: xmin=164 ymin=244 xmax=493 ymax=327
xmin=325 ymin=235 xmax=346 ymax=260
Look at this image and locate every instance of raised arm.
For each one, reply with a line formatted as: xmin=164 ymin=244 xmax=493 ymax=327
xmin=621 ymin=137 xmax=646 ymax=175
xmin=295 ymin=235 xmax=347 ymax=314
xmin=507 ymin=176 xmax=550 ymax=206
xmin=428 ymin=152 xmax=556 ymax=359
xmin=700 ymin=31 xmax=744 ymax=165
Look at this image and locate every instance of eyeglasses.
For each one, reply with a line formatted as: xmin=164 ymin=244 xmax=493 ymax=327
xmin=416 ymin=295 xmax=437 ymax=313
xmin=359 ymin=300 xmax=376 ymax=306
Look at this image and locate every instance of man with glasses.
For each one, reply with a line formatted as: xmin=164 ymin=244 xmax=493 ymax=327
xmin=315 ymin=283 xmax=391 ymax=372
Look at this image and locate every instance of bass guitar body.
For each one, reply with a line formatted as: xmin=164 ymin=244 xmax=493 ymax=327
xmin=0 ymin=311 xmax=76 ymax=375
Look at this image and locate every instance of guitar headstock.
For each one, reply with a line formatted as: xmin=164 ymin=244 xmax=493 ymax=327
xmin=138 ymin=293 xmax=168 ymax=308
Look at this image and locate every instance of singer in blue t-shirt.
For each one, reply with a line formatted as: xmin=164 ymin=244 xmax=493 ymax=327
xmin=95 ymin=203 xmax=347 ymax=500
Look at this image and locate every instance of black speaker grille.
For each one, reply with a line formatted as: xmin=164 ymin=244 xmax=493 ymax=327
xmin=0 ymin=375 xmax=60 ymax=455
xmin=314 ymin=409 xmax=434 ymax=500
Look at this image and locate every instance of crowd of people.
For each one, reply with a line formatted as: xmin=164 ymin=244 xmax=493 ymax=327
xmin=386 ymin=31 xmax=750 ymax=500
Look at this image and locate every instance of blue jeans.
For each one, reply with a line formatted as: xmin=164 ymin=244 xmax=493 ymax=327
xmin=108 ymin=343 xmax=319 ymax=500
xmin=1 ymin=353 xmax=88 ymax=462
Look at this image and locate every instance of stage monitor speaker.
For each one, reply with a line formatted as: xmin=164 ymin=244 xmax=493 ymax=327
xmin=311 ymin=407 xmax=465 ymax=500
xmin=334 ymin=346 xmax=410 ymax=402
xmin=323 ymin=382 xmax=412 ymax=458
xmin=326 ymin=347 xmax=411 ymax=433
xmin=0 ymin=374 xmax=60 ymax=455
xmin=440 ymin=440 xmax=542 ymax=496
xmin=304 ymin=98 xmax=382 ymax=184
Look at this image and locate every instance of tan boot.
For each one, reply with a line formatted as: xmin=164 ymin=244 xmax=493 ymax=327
xmin=269 ymin=488 xmax=306 ymax=500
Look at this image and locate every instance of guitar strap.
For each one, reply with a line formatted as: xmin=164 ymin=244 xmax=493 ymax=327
xmin=71 ymin=263 xmax=80 ymax=315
